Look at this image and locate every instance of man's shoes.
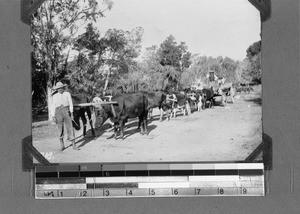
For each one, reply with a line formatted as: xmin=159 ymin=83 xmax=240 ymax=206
xmin=72 ymin=140 xmax=79 ymax=150
xmin=60 ymin=138 xmax=65 ymax=151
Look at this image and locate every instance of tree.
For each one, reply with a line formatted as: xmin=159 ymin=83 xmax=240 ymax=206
xmin=181 ymin=51 xmax=192 ymax=68
xmin=246 ymin=41 xmax=261 ymax=58
xmin=68 ymin=23 xmax=106 ymax=95
xmin=180 ymin=55 xmax=209 ymax=88
xmin=245 ymin=41 xmax=261 ymax=83
xmin=138 ymin=45 xmax=165 ymax=91
xmin=237 ymin=59 xmax=253 ymax=83
xmin=98 ymin=27 xmax=144 ymax=94
xmin=184 ymin=55 xmax=240 ymax=88
xmin=31 ymin=0 xmax=113 ymax=120
xmin=220 ymin=57 xmax=238 ymax=83
xmin=66 ymin=25 xmax=144 ymax=95
xmin=32 ymin=53 xmax=47 ymax=110
xmin=158 ymin=35 xmax=191 ymax=69
xmin=157 ymin=35 xmax=192 ymax=90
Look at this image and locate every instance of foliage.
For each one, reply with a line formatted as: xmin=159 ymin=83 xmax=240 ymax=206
xmin=183 ymin=55 xmax=239 ymax=88
xmin=157 ymin=35 xmax=192 ymax=90
xmin=246 ymin=41 xmax=261 ymax=58
xmin=128 ymin=36 xmax=193 ymax=92
xmin=237 ymin=54 xmax=261 ymax=84
xmin=31 ymin=0 xmax=113 ymax=85
xmin=239 ymin=41 xmax=261 ymax=83
xmin=32 ymin=53 xmax=47 ymax=108
xmin=66 ymin=24 xmax=144 ymax=96
xmin=31 ymin=0 xmax=261 ymax=114
xmin=31 ymin=0 xmax=113 ymax=113
xmin=157 ymin=35 xmax=192 ymax=70
xmin=135 ymin=46 xmax=165 ymax=91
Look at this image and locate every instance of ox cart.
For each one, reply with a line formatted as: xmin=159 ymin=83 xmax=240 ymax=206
xmin=203 ymin=72 xmax=235 ymax=106
xmin=214 ymin=82 xmax=235 ymax=104
xmin=202 ymin=81 xmax=235 ymax=107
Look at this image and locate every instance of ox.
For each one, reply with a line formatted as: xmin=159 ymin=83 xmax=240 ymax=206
xmin=217 ymin=82 xmax=235 ymax=104
xmin=195 ymin=89 xmax=204 ymax=111
xmin=164 ymin=93 xmax=190 ymax=118
xmin=141 ymin=91 xmax=167 ymax=121
xmin=94 ymin=92 xmax=148 ymax=139
xmin=202 ymin=87 xmax=215 ymax=109
xmin=71 ymin=93 xmax=96 ymax=137
xmin=185 ymin=89 xmax=204 ymax=112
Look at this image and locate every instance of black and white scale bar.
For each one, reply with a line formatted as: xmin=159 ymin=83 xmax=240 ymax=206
xmin=35 ymin=174 xmax=264 ymax=198
xmin=35 ymin=164 xmax=264 ymax=198
xmin=35 ymin=187 xmax=264 ymax=198
xmin=35 ymin=169 xmax=263 ymax=178
xmin=35 ymin=163 xmax=264 ymax=178
xmin=35 ymin=175 xmax=264 ymax=189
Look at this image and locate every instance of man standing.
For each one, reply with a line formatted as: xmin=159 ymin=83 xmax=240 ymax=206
xmin=51 ymin=82 xmax=78 ymax=151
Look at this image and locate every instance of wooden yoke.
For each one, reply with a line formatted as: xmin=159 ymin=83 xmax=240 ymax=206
xmin=74 ymin=101 xmax=118 ymax=118
xmin=74 ymin=101 xmax=117 ymax=107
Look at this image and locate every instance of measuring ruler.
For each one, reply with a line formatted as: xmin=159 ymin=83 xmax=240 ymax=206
xmin=35 ymin=163 xmax=265 ymax=198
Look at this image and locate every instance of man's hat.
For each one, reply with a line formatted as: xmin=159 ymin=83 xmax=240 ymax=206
xmin=53 ymin=82 xmax=67 ymax=90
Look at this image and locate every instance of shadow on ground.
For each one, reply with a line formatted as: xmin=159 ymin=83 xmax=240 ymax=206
xmin=122 ymin=124 xmax=157 ymax=140
xmin=76 ymin=119 xmax=158 ymax=147
xmin=244 ymin=97 xmax=262 ymax=105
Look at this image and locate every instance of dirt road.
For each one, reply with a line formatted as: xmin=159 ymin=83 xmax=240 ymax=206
xmin=32 ymin=88 xmax=262 ymax=163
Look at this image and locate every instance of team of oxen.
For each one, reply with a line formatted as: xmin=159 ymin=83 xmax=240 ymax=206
xmin=69 ymin=85 xmax=236 ymax=141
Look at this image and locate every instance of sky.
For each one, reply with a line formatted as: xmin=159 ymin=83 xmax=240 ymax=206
xmin=95 ymin=0 xmax=261 ymax=61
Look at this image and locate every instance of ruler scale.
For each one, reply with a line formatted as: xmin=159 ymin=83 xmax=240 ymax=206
xmin=35 ymin=163 xmax=265 ymax=198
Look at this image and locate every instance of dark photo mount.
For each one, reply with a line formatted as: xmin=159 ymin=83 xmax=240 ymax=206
xmin=21 ymin=0 xmax=272 ymax=25
xmin=3 ymin=0 xmax=300 ymax=211
xmin=21 ymin=0 xmax=45 ymax=25
xmin=23 ymin=0 xmax=272 ymax=171
xmin=248 ymin=0 xmax=271 ymax=22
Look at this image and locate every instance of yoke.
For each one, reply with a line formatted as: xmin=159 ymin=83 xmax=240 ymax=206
xmin=74 ymin=101 xmax=118 ymax=107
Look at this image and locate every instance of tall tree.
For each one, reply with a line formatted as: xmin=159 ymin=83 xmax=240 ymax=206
xmin=98 ymin=27 xmax=144 ymax=94
xmin=67 ymin=26 xmax=144 ymax=95
xmin=68 ymin=23 xmax=105 ymax=95
xmin=31 ymin=0 xmax=113 ymax=120
xmin=138 ymin=45 xmax=165 ymax=91
xmin=157 ymin=35 xmax=192 ymax=90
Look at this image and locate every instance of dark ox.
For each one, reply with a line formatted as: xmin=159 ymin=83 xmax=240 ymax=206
xmin=94 ymin=92 xmax=148 ymax=139
xmin=141 ymin=91 xmax=167 ymax=121
xmin=202 ymin=87 xmax=215 ymax=109
xmin=71 ymin=93 xmax=95 ymax=137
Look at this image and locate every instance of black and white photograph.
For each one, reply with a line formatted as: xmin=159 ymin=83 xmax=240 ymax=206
xmin=31 ymin=0 xmax=263 ymax=164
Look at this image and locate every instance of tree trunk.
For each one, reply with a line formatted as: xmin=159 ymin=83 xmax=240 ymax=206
xmin=103 ymin=70 xmax=110 ymax=96
xmin=47 ymin=82 xmax=54 ymax=121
